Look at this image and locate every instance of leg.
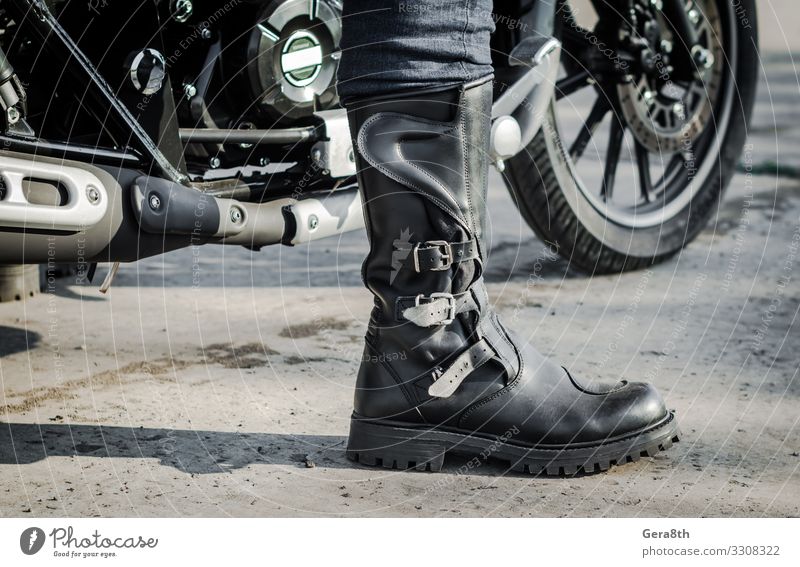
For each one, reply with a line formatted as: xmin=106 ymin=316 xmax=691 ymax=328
xmin=340 ymin=1 xmax=680 ymax=474
xmin=337 ymin=0 xmax=494 ymax=101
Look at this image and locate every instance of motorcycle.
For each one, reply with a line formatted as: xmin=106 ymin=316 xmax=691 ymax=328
xmin=0 ymin=0 xmax=758 ymax=281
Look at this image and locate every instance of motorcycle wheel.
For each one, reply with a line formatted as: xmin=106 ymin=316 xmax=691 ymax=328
xmin=503 ymin=0 xmax=759 ymax=274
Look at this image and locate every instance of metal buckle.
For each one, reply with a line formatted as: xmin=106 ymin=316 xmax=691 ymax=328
xmin=414 ymin=292 xmax=457 ymax=325
xmin=412 ymin=240 xmax=453 ymax=272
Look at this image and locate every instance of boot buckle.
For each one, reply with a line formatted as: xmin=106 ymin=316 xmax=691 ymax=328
xmin=413 ymin=241 xmax=453 ymax=272
xmin=414 ymin=292 xmax=457 ymax=325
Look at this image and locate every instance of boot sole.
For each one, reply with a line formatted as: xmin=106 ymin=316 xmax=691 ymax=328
xmin=346 ymin=412 xmax=680 ymax=476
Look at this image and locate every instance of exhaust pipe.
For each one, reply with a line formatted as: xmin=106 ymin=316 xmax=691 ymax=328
xmin=130 ymin=175 xmax=364 ymax=249
xmin=0 ymin=152 xmax=197 ymax=265
xmin=280 ymin=187 xmax=363 ymax=246
xmin=0 ymin=151 xmax=365 ymax=265
xmin=0 ymin=153 xmax=110 ymax=231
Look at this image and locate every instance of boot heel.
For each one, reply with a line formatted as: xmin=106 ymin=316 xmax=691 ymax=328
xmin=346 ymin=418 xmax=446 ymax=472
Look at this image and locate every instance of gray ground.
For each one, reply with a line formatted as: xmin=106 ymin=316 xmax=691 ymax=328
xmin=1 ymin=4 xmax=799 ymax=517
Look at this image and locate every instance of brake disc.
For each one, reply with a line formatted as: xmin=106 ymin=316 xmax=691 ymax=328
xmin=617 ymin=0 xmax=724 ymax=153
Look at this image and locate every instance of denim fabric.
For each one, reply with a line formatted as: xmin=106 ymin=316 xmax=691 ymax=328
xmin=337 ymin=0 xmax=495 ymax=102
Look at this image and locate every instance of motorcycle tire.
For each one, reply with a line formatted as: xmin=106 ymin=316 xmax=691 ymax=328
xmin=503 ymin=0 xmax=759 ymax=274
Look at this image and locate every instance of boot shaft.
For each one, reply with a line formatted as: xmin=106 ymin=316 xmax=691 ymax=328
xmin=345 ymin=78 xmax=494 ymax=323
xmin=344 ymin=78 xmax=520 ymax=422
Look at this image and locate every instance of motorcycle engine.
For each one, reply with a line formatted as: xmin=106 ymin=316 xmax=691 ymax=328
xmin=171 ymin=0 xmax=344 ymax=168
xmin=230 ymin=0 xmax=342 ymax=124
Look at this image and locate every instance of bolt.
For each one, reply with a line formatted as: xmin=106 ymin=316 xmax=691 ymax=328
xmin=149 ymin=194 xmax=161 ymax=210
xmin=258 ymin=157 xmax=270 ymax=167
xmin=660 ymin=39 xmax=673 ymax=54
xmin=200 ymin=28 xmax=212 ymax=40
xmin=347 ymin=148 xmax=355 ymax=163
xmin=308 ymin=214 xmax=319 ymax=231
xmin=230 ymin=207 xmax=243 ymax=224
xmin=310 ymin=147 xmax=323 ymax=164
xmin=209 ymin=156 xmax=221 ymax=169
xmin=688 ymin=9 xmax=700 ymax=25
xmin=86 ymin=186 xmax=101 ymax=204
xmin=172 ymin=0 xmax=193 ymax=23
xmin=642 ymin=90 xmax=656 ymax=105
xmin=183 ymin=83 xmax=197 ymax=99
xmin=6 ymin=107 xmax=20 ymax=125
xmin=692 ymin=46 xmax=715 ymax=70
xmin=640 ymin=50 xmax=656 ymax=72
xmin=672 ymin=102 xmax=686 ymax=121
xmin=650 ymin=0 xmax=662 ymax=9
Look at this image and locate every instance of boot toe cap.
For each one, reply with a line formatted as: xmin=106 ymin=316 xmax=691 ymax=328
xmin=605 ymin=380 xmax=670 ymax=437
xmin=553 ymin=378 xmax=670 ymax=444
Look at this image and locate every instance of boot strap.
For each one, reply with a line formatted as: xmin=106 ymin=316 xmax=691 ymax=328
xmin=409 ymin=239 xmax=479 ymax=272
xmin=396 ymin=291 xmax=479 ymax=327
xmin=428 ymin=339 xmax=495 ymax=398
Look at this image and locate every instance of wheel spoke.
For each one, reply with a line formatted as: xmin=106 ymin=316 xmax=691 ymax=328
xmin=601 ymin=115 xmax=625 ymax=201
xmin=556 ymin=70 xmax=592 ymax=100
xmin=635 ymin=142 xmax=654 ymax=203
xmin=569 ymin=97 xmax=610 ymax=162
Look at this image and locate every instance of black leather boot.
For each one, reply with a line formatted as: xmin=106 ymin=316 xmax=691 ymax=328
xmin=344 ymin=77 xmax=679 ymax=475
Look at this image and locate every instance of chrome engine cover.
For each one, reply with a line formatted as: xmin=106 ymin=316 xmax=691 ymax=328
xmin=247 ymin=0 xmax=342 ymax=121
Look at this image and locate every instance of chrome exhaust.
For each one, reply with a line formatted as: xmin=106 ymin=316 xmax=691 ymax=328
xmin=130 ymin=175 xmax=364 ymax=249
xmin=0 ymin=151 xmax=365 ymax=265
xmin=0 ymin=153 xmax=109 ymax=230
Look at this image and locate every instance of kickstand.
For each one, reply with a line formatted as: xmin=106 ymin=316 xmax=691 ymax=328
xmin=99 ymin=262 xmax=120 ymax=294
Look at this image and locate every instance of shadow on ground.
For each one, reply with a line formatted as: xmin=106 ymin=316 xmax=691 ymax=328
xmin=0 ymin=422 xmax=348 ymax=475
xmin=0 ymin=326 xmax=41 ymax=357
xmin=0 ymin=422 xmax=540 ymax=478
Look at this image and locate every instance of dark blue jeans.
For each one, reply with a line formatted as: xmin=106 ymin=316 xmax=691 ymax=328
xmin=337 ymin=0 xmax=495 ymax=102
